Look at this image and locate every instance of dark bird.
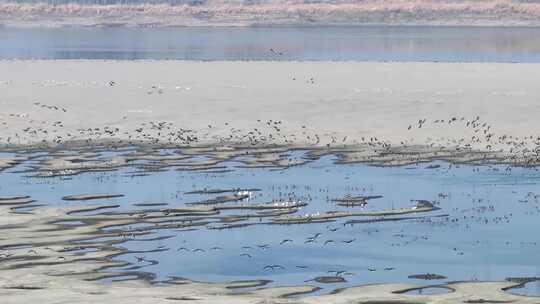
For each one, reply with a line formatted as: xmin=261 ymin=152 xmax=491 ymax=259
xmin=269 ymin=48 xmax=283 ymax=56
xmin=280 ymin=239 xmax=293 ymax=245
xmin=310 ymin=233 xmax=322 ymax=239
xmin=264 ymin=265 xmax=285 ymax=270
xmin=257 ymin=244 xmax=270 ymax=250
xmin=240 ymin=253 xmax=252 ymax=258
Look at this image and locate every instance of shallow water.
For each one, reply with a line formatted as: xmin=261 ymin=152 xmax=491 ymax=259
xmin=1 ymin=149 xmax=539 ymax=295
xmin=2 ymin=26 xmax=540 ymax=62
xmin=507 ymin=280 xmax=540 ymax=297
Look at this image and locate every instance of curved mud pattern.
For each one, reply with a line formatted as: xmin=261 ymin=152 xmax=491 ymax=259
xmin=408 ymin=273 xmax=448 ymax=280
xmin=310 ymin=276 xmax=348 ymax=284
xmin=62 ymin=194 xmax=125 ymax=201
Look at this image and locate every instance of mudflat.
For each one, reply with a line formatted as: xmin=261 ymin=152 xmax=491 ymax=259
xmin=1 ymin=60 xmax=540 ymax=154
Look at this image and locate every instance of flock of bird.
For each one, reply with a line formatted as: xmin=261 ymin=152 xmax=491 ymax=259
xmin=133 ymin=228 xmax=398 ymax=276
xmin=2 ymin=82 xmax=540 ymax=168
xmin=7 ymin=111 xmax=539 ymax=165
xmin=407 ymin=115 xmax=540 ymax=165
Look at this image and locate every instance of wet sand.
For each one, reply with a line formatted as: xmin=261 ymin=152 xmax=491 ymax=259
xmin=1 ymin=60 xmax=540 ymax=164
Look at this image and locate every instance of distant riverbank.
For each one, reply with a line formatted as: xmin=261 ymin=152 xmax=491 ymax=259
xmin=2 ymin=0 xmax=540 ymax=28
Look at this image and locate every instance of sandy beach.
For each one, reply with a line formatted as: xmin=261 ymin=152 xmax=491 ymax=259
xmin=1 ymin=60 xmax=540 ymax=160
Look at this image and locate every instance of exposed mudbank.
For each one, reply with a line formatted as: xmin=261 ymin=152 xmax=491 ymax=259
xmin=62 ymin=193 xmax=125 ymax=201
xmin=2 ymin=143 xmax=539 ymax=185
xmin=408 ymin=273 xmax=448 ymax=280
xmin=2 ymin=61 xmax=540 ymax=168
xmin=0 ymin=61 xmax=540 ymax=169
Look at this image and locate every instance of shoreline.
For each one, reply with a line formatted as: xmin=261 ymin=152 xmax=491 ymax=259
xmin=0 ymin=142 xmax=531 ymax=169
xmin=5 ymin=21 xmax=540 ymax=29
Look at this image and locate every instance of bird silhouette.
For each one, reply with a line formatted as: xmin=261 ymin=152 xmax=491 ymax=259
xmin=280 ymin=239 xmax=293 ymax=245
xmin=257 ymin=244 xmax=270 ymax=250
xmin=264 ymin=265 xmax=285 ymax=270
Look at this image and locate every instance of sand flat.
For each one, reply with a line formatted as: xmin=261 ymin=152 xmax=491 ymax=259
xmin=1 ymin=60 xmax=539 ymax=152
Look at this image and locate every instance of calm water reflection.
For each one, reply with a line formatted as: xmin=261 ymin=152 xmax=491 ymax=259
xmin=1 ymin=26 xmax=540 ymax=62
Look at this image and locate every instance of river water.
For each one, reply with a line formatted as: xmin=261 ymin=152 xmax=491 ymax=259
xmin=1 ymin=26 xmax=540 ymax=62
